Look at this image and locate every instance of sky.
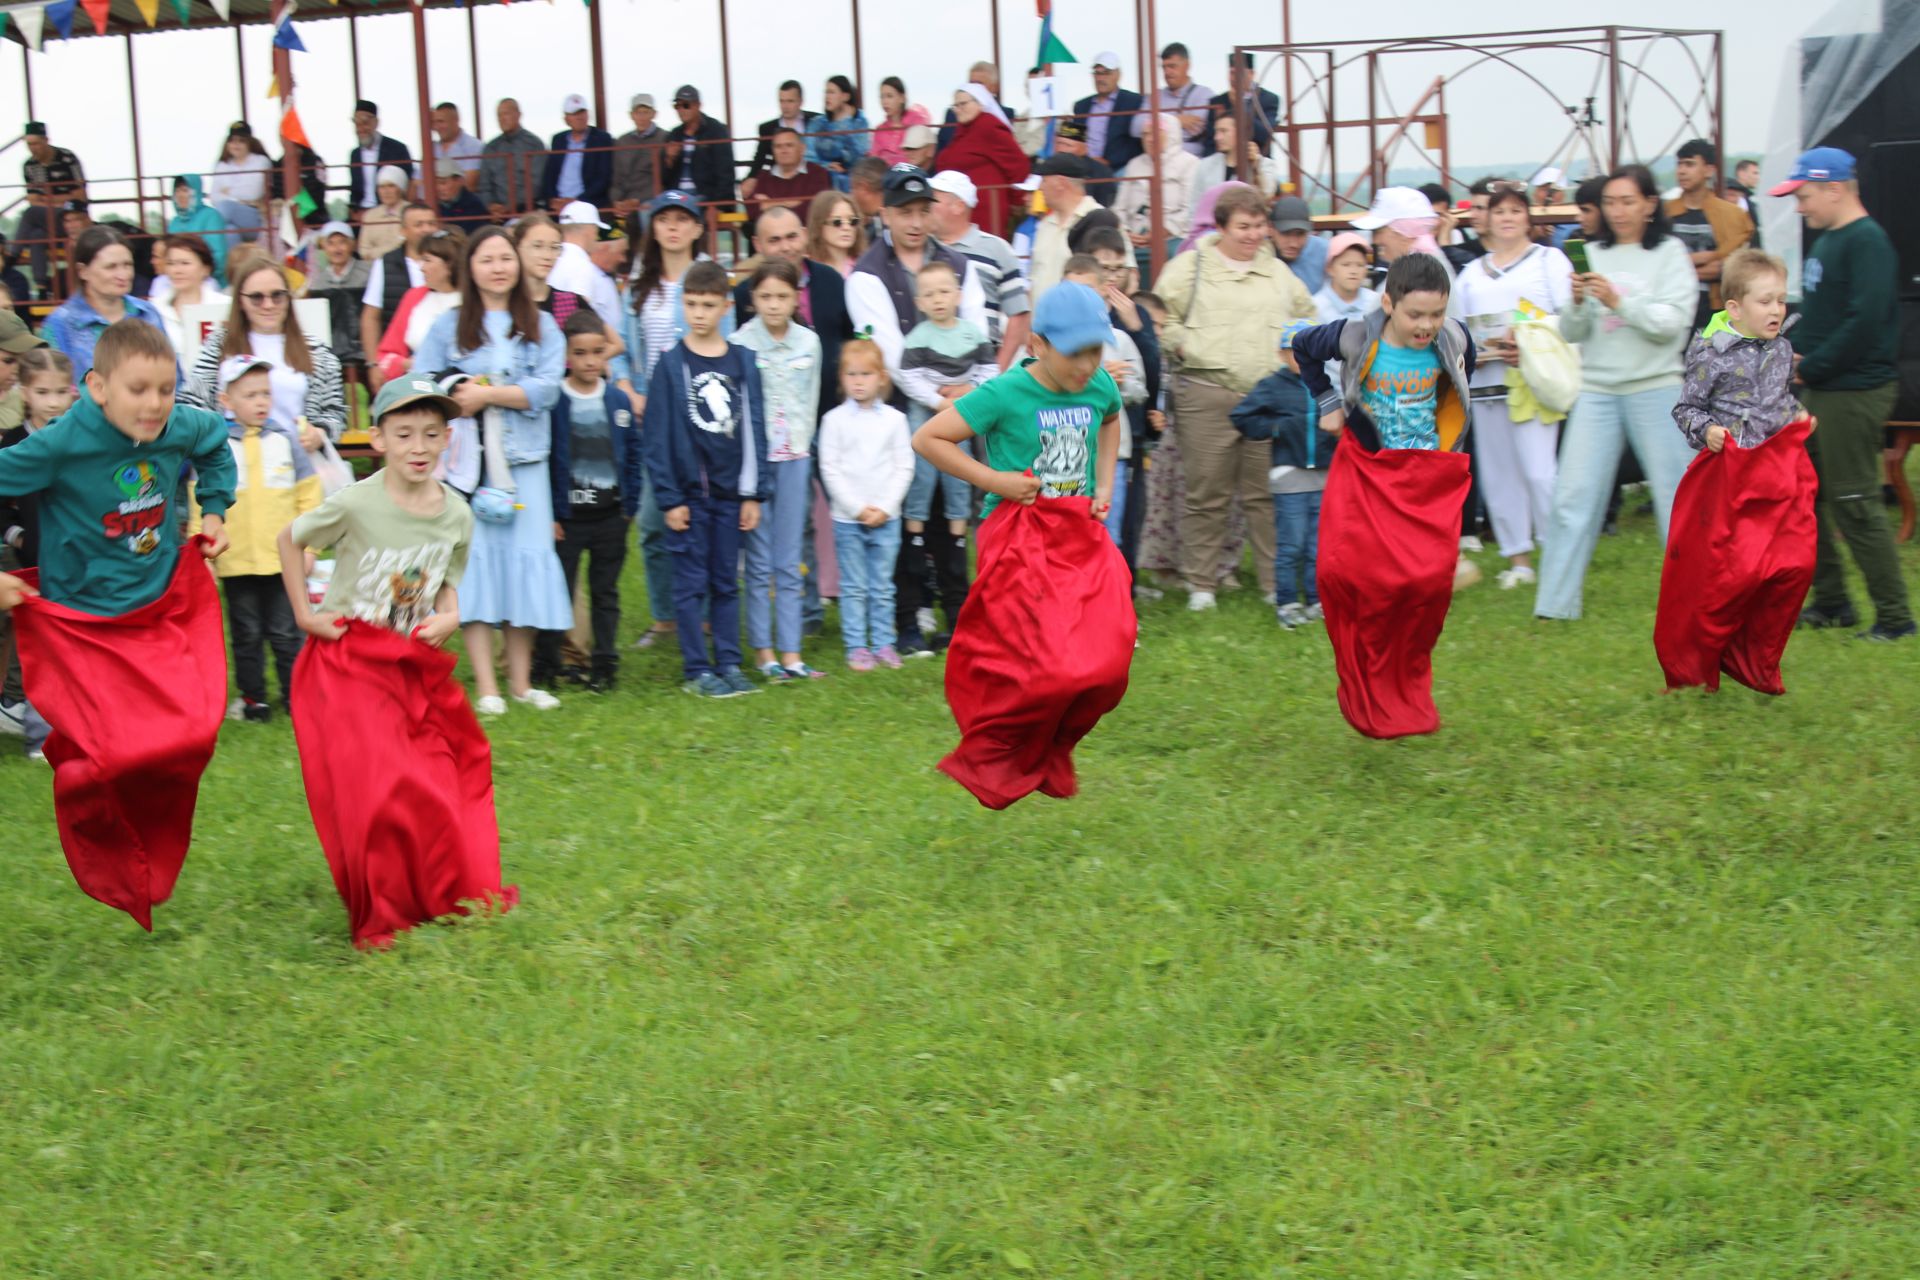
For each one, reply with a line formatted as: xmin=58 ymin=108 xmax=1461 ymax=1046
xmin=0 ymin=0 xmax=1865 ymax=223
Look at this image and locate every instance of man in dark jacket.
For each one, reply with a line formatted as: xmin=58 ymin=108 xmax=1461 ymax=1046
xmin=435 ymin=161 xmax=490 ymax=229
xmin=541 ymin=93 xmax=616 ymax=211
xmin=745 ymin=81 xmax=822 ymax=187
xmin=348 ymin=100 xmax=415 ymax=211
xmin=1205 ymin=54 xmax=1281 ymax=157
xmin=1072 ymin=53 xmax=1145 ymax=175
xmin=665 ymin=85 xmax=737 ymax=211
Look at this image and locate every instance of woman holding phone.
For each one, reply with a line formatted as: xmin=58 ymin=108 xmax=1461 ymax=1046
xmin=1534 ymin=164 xmax=1698 ymax=621
xmin=1453 ymin=181 xmax=1574 ymax=590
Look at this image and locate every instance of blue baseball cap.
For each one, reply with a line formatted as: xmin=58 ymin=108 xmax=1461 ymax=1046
xmin=1278 ymin=320 xmax=1313 ymax=351
xmin=648 ymin=189 xmax=703 ymax=219
xmin=1769 ymin=146 xmax=1856 ymax=196
xmin=1032 ymin=282 xmax=1111 ymax=356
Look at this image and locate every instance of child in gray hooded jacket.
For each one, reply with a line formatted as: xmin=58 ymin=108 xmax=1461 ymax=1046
xmin=1673 ymin=248 xmax=1806 ymax=452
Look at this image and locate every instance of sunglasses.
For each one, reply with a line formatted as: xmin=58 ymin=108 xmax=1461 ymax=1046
xmin=673 ymin=101 xmax=697 ymax=110
xmin=825 ymin=217 xmax=861 ymax=229
xmin=242 ymin=289 xmax=291 ymax=305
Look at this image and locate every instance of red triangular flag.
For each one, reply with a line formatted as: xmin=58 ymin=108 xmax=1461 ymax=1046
xmin=280 ymin=104 xmax=311 ymax=148
xmin=80 ymin=0 xmax=111 ymax=31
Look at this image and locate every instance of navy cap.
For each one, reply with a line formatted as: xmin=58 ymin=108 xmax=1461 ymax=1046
xmin=1032 ymin=281 xmax=1112 ymax=356
xmin=1769 ymin=146 xmax=1856 ymax=195
xmin=882 ymin=164 xmax=934 ymax=206
xmin=648 ymin=189 xmax=703 ymax=219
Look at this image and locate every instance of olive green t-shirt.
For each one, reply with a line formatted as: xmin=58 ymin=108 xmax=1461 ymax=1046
xmin=290 ymin=472 xmax=473 ymax=634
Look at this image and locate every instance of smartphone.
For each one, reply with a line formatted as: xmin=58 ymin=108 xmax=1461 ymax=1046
xmin=1564 ymin=236 xmax=1591 ymax=275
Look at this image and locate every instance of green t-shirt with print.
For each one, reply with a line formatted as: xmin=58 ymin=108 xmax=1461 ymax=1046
xmin=955 ymin=362 xmax=1122 ymax=515
xmin=290 ymin=472 xmax=473 ymax=634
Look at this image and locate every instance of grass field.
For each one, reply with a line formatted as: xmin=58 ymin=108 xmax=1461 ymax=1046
xmin=5 ymin=504 xmax=1920 ymax=1279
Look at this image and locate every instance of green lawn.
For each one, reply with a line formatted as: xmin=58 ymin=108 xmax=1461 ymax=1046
xmin=5 ymin=506 xmax=1920 ymax=1278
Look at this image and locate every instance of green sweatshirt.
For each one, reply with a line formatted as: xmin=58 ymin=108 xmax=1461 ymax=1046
xmin=0 ymin=394 xmax=236 ymax=615
xmin=1796 ymin=215 xmax=1898 ymax=391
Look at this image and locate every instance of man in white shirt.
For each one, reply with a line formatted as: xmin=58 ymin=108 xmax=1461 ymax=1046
xmin=358 ymin=203 xmax=439 ymax=363
xmin=845 ymin=166 xmax=988 ymax=389
xmin=429 ymin=103 xmax=484 ymax=192
xmin=548 ymin=201 xmax=623 ymax=327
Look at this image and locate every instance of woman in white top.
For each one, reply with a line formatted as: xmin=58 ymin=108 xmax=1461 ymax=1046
xmin=207 ymin=124 xmax=273 ymax=243
xmin=153 ymin=233 xmax=229 ymax=368
xmin=1452 ymin=181 xmax=1574 ymax=589
xmin=1194 ymin=115 xmax=1278 ymax=197
xmin=1116 ymin=114 xmax=1200 ymax=254
xmin=183 ymin=259 xmax=345 ymax=447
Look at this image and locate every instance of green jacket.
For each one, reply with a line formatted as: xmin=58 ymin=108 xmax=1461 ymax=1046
xmin=168 ymin=174 xmax=231 ymax=285
xmin=0 ymin=393 xmax=236 ymax=615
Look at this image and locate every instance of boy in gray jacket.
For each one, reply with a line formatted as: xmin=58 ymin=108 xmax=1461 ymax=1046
xmin=1672 ymin=248 xmax=1805 ymax=453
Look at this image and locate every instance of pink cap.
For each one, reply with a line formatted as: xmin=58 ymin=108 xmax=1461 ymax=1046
xmin=1325 ymin=232 xmax=1370 ymax=263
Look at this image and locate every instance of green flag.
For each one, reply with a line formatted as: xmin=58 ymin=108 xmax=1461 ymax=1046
xmin=292 ymin=188 xmax=318 ymax=220
xmin=1039 ymin=31 xmax=1076 ymax=65
xmin=170 ymin=0 xmax=191 ymax=22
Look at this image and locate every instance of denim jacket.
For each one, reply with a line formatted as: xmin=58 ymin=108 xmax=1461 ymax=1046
xmin=731 ymin=317 xmax=823 ymax=458
xmin=413 ymin=307 xmax=565 ymax=465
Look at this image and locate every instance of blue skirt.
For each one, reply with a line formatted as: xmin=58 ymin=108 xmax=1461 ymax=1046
xmin=459 ymin=459 xmax=574 ymax=629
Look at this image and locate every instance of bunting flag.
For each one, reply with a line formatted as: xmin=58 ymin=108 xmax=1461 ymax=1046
xmin=266 ymin=73 xmax=280 ymax=100
xmin=134 ymin=0 xmax=160 ymax=25
xmin=15 ymin=5 xmax=44 ymax=49
xmin=80 ymin=0 xmax=110 ymax=32
xmin=280 ymin=103 xmax=311 ymax=147
xmin=0 ymin=13 xmax=8 ymax=43
xmin=273 ymin=19 xmax=306 ymax=50
xmin=208 ymin=0 xmax=230 ymax=18
xmin=171 ymin=0 xmax=192 ymax=22
xmin=47 ymin=0 xmax=76 ymax=39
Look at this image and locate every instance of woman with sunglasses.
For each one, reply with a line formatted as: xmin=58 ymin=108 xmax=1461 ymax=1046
xmin=42 ymin=226 xmax=173 ymax=379
xmin=806 ymin=190 xmax=868 ymax=277
xmin=184 ymin=259 xmax=344 ymax=448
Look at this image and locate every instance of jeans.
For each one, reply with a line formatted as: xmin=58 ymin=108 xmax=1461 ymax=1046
xmin=833 ymin=518 xmax=901 ymax=651
xmin=1104 ymin=460 xmax=1131 ymax=547
xmin=224 ymin=574 xmax=302 ymax=704
xmin=905 ymin=452 xmax=974 ymax=523
xmin=665 ymin=493 xmax=743 ymax=678
xmin=1534 ymin=385 xmax=1692 ymax=620
xmin=1806 ymin=382 xmax=1911 ymax=629
xmin=1272 ymin=488 xmax=1323 ymax=606
xmin=15 ymin=205 xmax=51 ymax=287
xmin=637 ymin=474 xmax=677 ymax=627
xmin=535 ymin=513 xmax=628 ymax=674
xmin=743 ymin=457 xmax=811 ymax=653
xmin=801 ymin=469 xmax=828 ymax=629
xmin=211 ymin=198 xmax=265 ymax=243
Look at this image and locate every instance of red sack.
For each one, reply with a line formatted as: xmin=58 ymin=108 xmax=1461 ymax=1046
xmin=12 ymin=542 xmax=227 ymax=929
xmin=1654 ymin=418 xmax=1817 ymax=694
xmin=1316 ymin=438 xmax=1472 ymax=739
xmin=939 ymin=497 xmax=1136 ymax=809
xmin=290 ymin=621 xmax=515 ymax=949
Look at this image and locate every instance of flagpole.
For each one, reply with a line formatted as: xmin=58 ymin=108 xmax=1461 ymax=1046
xmin=272 ymin=0 xmax=299 ymax=248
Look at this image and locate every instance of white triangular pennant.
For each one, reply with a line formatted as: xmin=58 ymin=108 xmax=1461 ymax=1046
xmin=208 ymin=0 xmax=230 ymax=18
xmin=16 ymin=4 xmax=46 ymax=49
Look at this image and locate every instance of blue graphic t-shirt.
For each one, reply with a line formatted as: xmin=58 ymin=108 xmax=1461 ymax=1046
xmin=1361 ymin=341 xmax=1442 ymax=451
xmin=955 ymin=361 xmax=1123 ymax=516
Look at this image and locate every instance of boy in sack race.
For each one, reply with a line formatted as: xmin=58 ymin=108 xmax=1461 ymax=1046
xmin=1290 ymin=254 xmax=1477 ymax=740
xmin=912 ymin=282 xmax=1133 ymax=809
xmin=0 ymin=319 xmax=237 ymax=929
xmin=278 ymin=377 xmax=516 ymax=950
xmin=1657 ymin=249 xmax=1816 ymax=694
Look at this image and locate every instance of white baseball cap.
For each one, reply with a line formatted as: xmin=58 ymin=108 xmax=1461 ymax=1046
xmin=901 ymin=124 xmax=935 ymax=150
xmin=1349 ymin=186 xmax=1435 ymax=230
xmin=1530 ymin=166 xmax=1564 ymax=188
xmin=629 ymin=93 xmax=655 ymax=111
xmin=1092 ymin=51 xmax=1122 ymax=70
xmin=930 ymin=170 xmax=978 ymax=208
xmin=319 ymin=219 xmax=355 ymax=242
xmin=558 ymin=200 xmax=609 ymax=229
xmin=562 ymin=93 xmax=589 ymax=115
xmin=218 ymin=354 xmax=274 ymax=394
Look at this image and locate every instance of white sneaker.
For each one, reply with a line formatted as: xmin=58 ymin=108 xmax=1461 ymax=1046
xmin=1453 ymin=557 xmax=1483 ymax=590
xmin=514 ymin=688 xmax=562 ymax=711
xmin=475 ymin=694 xmax=507 ymax=716
xmin=1460 ymin=535 xmax=1485 ymax=554
xmin=1187 ymin=590 xmax=1217 ymax=612
xmin=1133 ymin=584 xmax=1164 ymax=602
xmin=0 ymin=697 xmax=25 ymax=737
xmin=916 ymin=607 xmax=938 ymax=637
xmin=26 ymin=747 xmax=46 ymax=763
xmin=224 ymin=697 xmax=250 ymax=723
xmin=1497 ymin=564 xmax=1537 ymax=591
xmin=1261 ymin=591 xmax=1277 ymax=606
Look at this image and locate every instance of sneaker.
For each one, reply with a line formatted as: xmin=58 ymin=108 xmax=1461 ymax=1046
xmin=803 ymin=618 xmax=824 ymax=639
xmin=0 ymin=697 xmax=24 ymax=737
xmin=916 ymin=607 xmax=939 ymax=637
xmin=1187 ymin=590 xmax=1217 ymax=612
xmin=1453 ymin=557 xmax=1483 ymax=590
xmin=683 ymin=672 xmax=737 ymax=698
xmin=1218 ymin=574 xmax=1244 ymax=593
xmin=1262 ymin=591 xmax=1278 ymax=606
xmin=846 ymin=647 xmax=876 ymax=672
xmin=782 ymin=662 xmax=827 ymax=680
xmin=1304 ymin=602 xmax=1324 ymax=623
xmin=874 ymin=644 xmax=904 ymax=669
xmin=1133 ymin=584 xmax=1165 ymax=602
xmin=475 ymin=694 xmax=507 ymax=716
xmin=225 ymin=697 xmax=250 ymax=723
xmin=632 ymin=626 xmax=673 ymax=650
xmin=1799 ymin=604 xmax=1858 ymax=630
xmin=1497 ymin=564 xmax=1537 ymax=591
xmin=897 ymin=639 xmax=939 ymax=660
xmin=514 ymin=688 xmax=562 ymax=710
xmin=758 ymin=661 xmax=794 ymax=683
xmin=586 ymin=674 xmax=617 ymax=694
xmin=1460 ymin=534 xmax=1485 ymax=554
xmin=719 ymin=667 xmax=761 ymax=695
xmin=242 ymin=700 xmax=273 ymax=724
xmin=1276 ymin=602 xmax=1309 ymax=629
xmin=558 ymin=664 xmax=591 ymax=687
xmin=26 ymin=746 xmax=46 ymax=763
xmin=1855 ymin=620 xmax=1918 ymax=643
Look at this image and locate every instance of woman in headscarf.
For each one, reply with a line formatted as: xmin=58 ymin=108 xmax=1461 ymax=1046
xmin=932 ymin=83 xmax=1031 ymax=235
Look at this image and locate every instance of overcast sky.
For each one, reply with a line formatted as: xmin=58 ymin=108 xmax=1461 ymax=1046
xmin=0 ymin=0 xmax=1866 ymax=219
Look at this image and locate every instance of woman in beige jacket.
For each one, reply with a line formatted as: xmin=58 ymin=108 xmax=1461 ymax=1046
xmin=1155 ymin=183 xmax=1317 ymax=607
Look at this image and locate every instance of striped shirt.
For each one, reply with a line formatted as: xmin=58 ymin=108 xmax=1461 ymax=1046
xmin=941 ymin=227 xmax=1030 ymax=347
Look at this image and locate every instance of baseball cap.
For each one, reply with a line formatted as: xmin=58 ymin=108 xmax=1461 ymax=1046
xmin=562 ymin=93 xmax=589 ymax=115
xmin=1014 ymin=173 xmax=1042 ymax=192
xmin=930 ymin=170 xmax=979 ymax=208
xmin=1054 ymin=119 xmax=1088 ymax=144
xmin=1278 ymin=319 xmax=1313 ymax=351
xmin=1035 ymin=153 xmax=1089 ymax=180
xmin=1269 ymin=195 xmax=1312 ymax=232
xmin=1349 ymin=186 xmax=1434 ymax=230
xmin=1032 ymin=282 xmax=1112 ymax=355
xmin=1529 ymin=166 xmax=1564 ymax=188
xmin=0 ymin=310 xmax=48 ymax=356
xmin=1769 ymin=146 xmax=1857 ymax=195
xmin=629 ymin=93 xmax=656 ymax=111
xmin=673 ymin=85 xmax=702 ymax=106
xmin=882 ymin=164 xmax=934 ymax=207
xmin=1324 ymin=231 xmax=1370 ymax=263
xmin=217 ymin=354 xmax=274 ymax=394
xmin=901 ymin=123 xmax=935 ymax=150
xmin=1092 ymin=51 xmax=1122 ymax=70
xmin=558 ymin=199 xmax=610 ymax=229
xmin=318 ymin=219 xmax=356 ymax=242
xmin=371 ymin=375 xmax=460 ymax=424
xmin=434 ymin=158 xmax=461 ymax=179
xmin=647 ymin=189 xmax=703 ymax=219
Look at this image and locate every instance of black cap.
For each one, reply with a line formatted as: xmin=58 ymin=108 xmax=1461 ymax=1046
xmin=354 ymin=99 xmax=379 ymax=117
xmin=673 ymin=85 xmax=701 ymax=106
xmin=1035 ymin=154 xmax=1089 ymax=180
xmin=24 ymin=121 xmax=48 ymax=138
xmin=62 ymin=198 xmax=89 ymax=213
xmin=882 ymin=163 xmax=933 ymax=206
xmin=228 ymin=121 xmax=253 ymax=139
xmin=1054 ymin=119 xmax=1087 ymax=143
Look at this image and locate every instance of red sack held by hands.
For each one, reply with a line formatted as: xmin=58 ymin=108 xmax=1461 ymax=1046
xmin=290 ymin=620 xmax=515 ymax=949
xmin=939 ymin=497 xmax=1137 ymax=809
xmin=13 ymin=542 xmax=228 ymax=929
xmin=1654 ymin=418 xmax=1817 ymax=695
xmin=1316 ymin=438 xmax=1472 ymax=739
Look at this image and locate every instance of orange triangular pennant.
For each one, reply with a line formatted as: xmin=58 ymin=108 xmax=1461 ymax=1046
xmin=280 ymin=105 xmax=312 ymax=148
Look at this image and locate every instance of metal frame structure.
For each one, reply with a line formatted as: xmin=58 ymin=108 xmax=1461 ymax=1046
xmin=1231 ymin=25 xmax=1726 ymax=212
